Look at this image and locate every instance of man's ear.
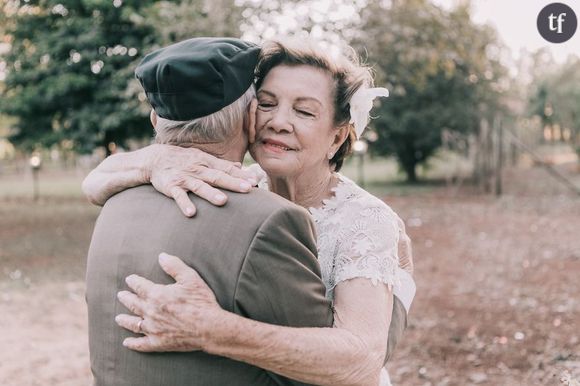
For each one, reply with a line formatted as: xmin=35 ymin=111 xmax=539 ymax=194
xmin=150 ymin=109 xmax=158 ymax=128
xmin=246 ymin=98 xmax=257 ymax=144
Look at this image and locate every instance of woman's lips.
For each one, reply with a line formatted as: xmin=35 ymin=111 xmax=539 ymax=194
xmin=261 ymin=138 xmax=295 ymax=153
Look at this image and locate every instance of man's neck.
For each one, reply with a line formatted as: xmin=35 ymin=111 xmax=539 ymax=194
xmin=174 ymin=132 xmax=247 ymax=164
xmin=194 ymin=142 xmax=245 ymax=164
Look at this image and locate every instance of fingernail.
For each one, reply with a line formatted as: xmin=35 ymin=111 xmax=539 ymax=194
xmin=122 ymin=339 xmax=129 ymax=347
xmin=240 ymin=181 xmax=251 ymax=191
xmin=159 ymin=253 xmax=169 ymax=263
xmin=215 ymin=194 xmax=226 ymax=203
xmin=185 ymin=207 xmax=195 ymax=217
xmin=246 ymin=178 xmax=257 ymax=186
xmin=114 ymin=315 xmax=121 ymax=323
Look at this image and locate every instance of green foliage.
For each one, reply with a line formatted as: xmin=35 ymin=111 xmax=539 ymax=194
xmin=353 ymin=0 xmax=509 ymax=181
xmin=1 ymin=0 xmax=160 ymax=153
xmin=0 ymin=0 xmax=243 ymax=154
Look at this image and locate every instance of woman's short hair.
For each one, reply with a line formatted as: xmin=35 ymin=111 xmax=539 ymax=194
xmin=155 ymin=85 xmax=256 ymax=146
xmin=255 ymin=39 xmax=373 ymax=172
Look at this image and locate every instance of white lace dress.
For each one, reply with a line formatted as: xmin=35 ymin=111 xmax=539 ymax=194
xmin=252 ymin=166 xmax=413 ymax=386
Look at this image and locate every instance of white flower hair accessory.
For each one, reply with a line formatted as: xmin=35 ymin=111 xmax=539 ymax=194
xmin=349 ymin=87 xmax=389 ymax=138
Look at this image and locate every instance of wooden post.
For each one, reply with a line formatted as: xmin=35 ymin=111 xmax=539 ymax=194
xmin=358 ymin=153 xmax=365 ymax=188
xmin=474 ymin=119 xmax=488 ymax=191
xmin=32 ymin=168 xmax=39 ymax=201
xmin=495 ymin=115 xmax=503 ymax=196
xmin=484 ymin=119 xmax=492 ymax=194
xmin=510 ymin=142 xmax=518 ymax=166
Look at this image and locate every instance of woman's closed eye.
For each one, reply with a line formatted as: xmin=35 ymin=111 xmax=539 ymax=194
xmin=295 ymin=108 xmax=316 ymax=118
xmin=258 ymin=101 xmax=276 ymax=110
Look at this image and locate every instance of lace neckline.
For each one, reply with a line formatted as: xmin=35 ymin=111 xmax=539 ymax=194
xmin=308 ymin=173 xmax=344 ymax=213
xmin=252 ymin=164 xmax=355 ymax=222
xmin=308 ymin=173 xmax=358 ymax=223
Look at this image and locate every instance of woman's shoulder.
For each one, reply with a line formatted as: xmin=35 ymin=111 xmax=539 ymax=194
xmin=334 ymin=174 xmax=400 ymax=222
xmin=324 ymin=175 xmax=405 ymax=291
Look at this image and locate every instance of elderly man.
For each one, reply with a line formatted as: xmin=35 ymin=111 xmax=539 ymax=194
xmin=86 ymin=37 xmax=334 ymax=386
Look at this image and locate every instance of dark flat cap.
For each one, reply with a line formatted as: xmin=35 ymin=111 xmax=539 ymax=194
xmin=135 ymin=37 xmax=260 ymax=121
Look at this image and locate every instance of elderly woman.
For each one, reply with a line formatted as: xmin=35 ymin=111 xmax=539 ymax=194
xmin=84 ymin=40 xmax=414 ymax=386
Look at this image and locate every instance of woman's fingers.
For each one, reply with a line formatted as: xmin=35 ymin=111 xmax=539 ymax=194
xmin=183 ymin=179 xmax=228 ymax=207
xmin=151 ymin=145 xmax=258 ymax=215
xmin=159 ymin=253 xmax=202 ymax=284
xmin=169 ymin=186 xmax=197 ymax=217
xmin=125 ymin=274 xmax=155 ymax=298
xmin=115 ymin=314 xmax=144 ymax=334
xmin=195 ymin=168 xmax=253 ymax=192
xmin=177 ymin=167 xmax=257 ymax=210
xmin=117 ymin=290 xmax=146 ymax=316
xmin=168 ymin=171 xmax=251 ymax=215
xmin=123 ymin=336 xmax=158 ymax=352
xmin=203 ymin=155 xmax=256 ymax=184
xmin=115 ymin=255 xmax=219 ymax=353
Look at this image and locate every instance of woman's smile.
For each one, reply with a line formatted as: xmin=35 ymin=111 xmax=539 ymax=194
xmin=261 ymin=138 xmax=297 ymax=154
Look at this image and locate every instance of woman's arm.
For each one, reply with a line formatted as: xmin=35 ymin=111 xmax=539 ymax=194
xmin=206 ymin=279 xmax=392 ymax=386
xmin=117 ymin=254 xmax=392 ymax=386
xmin=81 ymin=145 xmax=156 ymax=206
xmin=82 ymin=144 xmax=257 ymax=216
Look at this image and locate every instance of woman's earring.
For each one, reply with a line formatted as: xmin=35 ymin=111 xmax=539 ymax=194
xmin=328 ymin=151 xmax=335 ymax=160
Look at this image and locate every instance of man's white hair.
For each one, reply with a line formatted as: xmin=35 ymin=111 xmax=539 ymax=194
xmin=155 ymin=85 xmax=256 ymax=145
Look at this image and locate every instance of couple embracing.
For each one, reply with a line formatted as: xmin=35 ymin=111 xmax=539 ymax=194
xmin=84 ymin=36 xmax=416 ymax=386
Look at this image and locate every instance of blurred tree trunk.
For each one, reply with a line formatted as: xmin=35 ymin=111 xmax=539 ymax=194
xmin=354 ymin=0 xmax=509 ymax=184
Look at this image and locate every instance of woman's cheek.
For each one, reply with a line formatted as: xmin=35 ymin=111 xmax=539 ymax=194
xmin=255 ymin=111 xmax=267 ymax=133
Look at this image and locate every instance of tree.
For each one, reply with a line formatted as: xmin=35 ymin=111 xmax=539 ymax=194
xmin=1 ymin=0 xmax=162 ymax=154
xmin=0 ymin=0 xmax=244 ymax=155
xmin=352 ymin=0 xmax=509 ymax=181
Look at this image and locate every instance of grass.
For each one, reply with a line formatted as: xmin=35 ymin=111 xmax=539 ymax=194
xmin=0 ymin=166 xmax=98 ymax=286
xmin=0 ymin=169 xmax=86 ymax=199
xmin=338 ymin=150 xmax=474 ymax=197
xmin=0 ymin=198 xmax=100 ymax=287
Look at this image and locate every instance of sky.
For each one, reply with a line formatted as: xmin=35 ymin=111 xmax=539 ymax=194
xmin=431 ymin=0 xmax=580 ymax=64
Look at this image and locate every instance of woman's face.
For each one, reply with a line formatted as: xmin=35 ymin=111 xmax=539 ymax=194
xmin=250 ymin=64 xmax=344 ymax=178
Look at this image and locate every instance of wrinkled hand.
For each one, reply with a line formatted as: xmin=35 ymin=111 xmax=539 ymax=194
xmin=147 ymin=144 xmax=258 ymax=217
xmin=115 ymin=253 xmax=224 ymax=352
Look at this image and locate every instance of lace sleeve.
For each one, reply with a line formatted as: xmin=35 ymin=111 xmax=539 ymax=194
xmin=244 ymin=163 xmax=269 ymax=190
xmin=333 ymin=205 xmax=401 ymax=290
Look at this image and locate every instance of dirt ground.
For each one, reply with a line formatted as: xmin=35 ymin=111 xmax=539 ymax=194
xmin=0 ymin=164 xmax=579 ymax=386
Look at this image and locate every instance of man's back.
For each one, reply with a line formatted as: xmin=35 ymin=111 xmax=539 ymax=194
xmin=86 ymin=185 xmax=333 ymax=386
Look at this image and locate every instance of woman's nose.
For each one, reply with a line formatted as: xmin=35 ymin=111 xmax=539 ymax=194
xmin=267 ymin=109 xmax=294 ymax=133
